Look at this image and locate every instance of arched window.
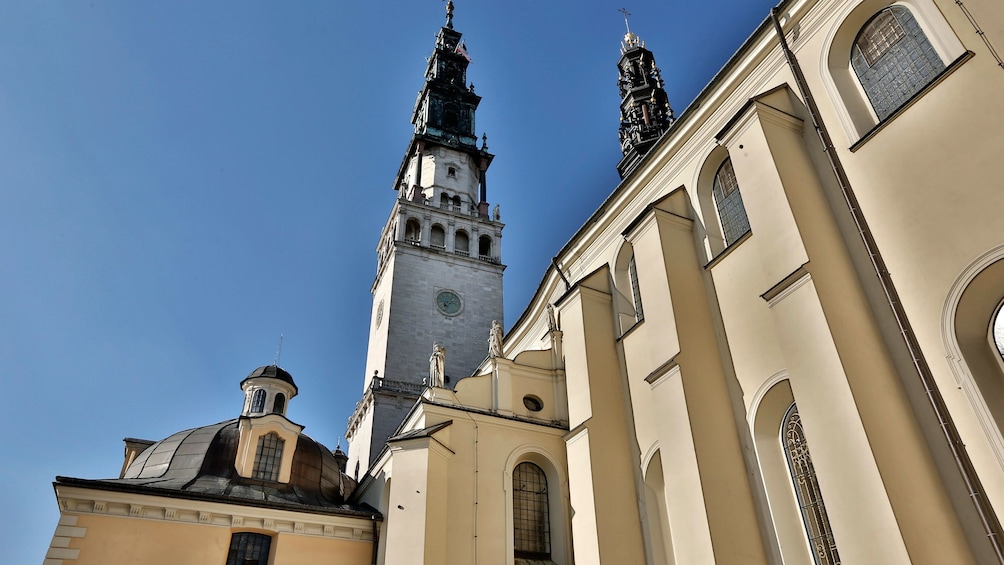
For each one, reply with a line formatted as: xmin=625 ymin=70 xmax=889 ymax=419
xmin=253 ymin=432 xmax=284 ymax=482
xmin=994 ymin=303 xmax=1004 ymax=361
xmin=851 ymin=7 xmax=945 ymax=121
xmin=226 ymin=532 xmax=271 ymax=565
xmin=431 ymin=225 xmax=446 ymax=249
xmin=250 ymin=389 xmax=266 ymax=413
xmin=783 ymin=404 xmax=841 ymax=565
xmin=614 ymin=243 xmax=643 ymax=334
xmin=452 ymin=195 xmax=461 ymax=209
xmin=513 ymin=462 xmax=551 ymax=560
xmin=405 ymin=218 xmax=421 ymax=244
xmin=455 ymin=230 xmax=470 ymax=256
xmin=712 ymin=157 xmax=750 ymax=246
xmin=440 ymin=193 xmax=450 ymax=208
xmin=628 ymin=254 xmax=644 ymax=323
xmin=479 ymin=235 xmax=492 ymax=260
xmin=271 ymin=393 xmax=285 ymax=415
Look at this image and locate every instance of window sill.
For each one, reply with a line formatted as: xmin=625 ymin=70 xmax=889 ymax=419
xmin=704 ymin=230 xmax=752 ymax=270
xmin=849 ymin=51 xmax=974 ymax=152
xmin=617 ymin=317 xmax=645 ymax=342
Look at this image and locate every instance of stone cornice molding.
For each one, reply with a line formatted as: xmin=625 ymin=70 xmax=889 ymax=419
xmin=54 ymin=484 xmax=376 ymax=543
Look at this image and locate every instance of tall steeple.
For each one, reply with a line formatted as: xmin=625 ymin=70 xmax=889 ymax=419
xmin=616 ymin=11 xmax=673 ymax=178
xmin=346 ymin=2 xmax=505 ymax=478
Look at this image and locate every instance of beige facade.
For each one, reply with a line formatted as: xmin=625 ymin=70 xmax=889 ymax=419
xmin=366 ymin=0 xmax=1004 ymax=562
xmin=46 ymin=0 xmax=1004 ymax=563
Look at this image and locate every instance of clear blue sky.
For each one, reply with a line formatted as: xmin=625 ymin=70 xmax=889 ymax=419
xmin=0 ymin=1 xmax=777 ymax=562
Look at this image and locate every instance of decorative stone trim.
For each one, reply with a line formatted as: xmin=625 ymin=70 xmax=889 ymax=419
xmin=54 ymin=485 xmax=375 ymax=543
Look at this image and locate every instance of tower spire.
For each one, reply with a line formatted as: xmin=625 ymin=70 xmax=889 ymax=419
xmin=615 ymin=13 xmax=673 ymax=178
xmin=445 ymin=0 xmax=454 ymax=29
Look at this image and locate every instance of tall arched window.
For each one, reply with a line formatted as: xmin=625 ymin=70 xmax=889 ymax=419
xmin=271 ymin=393 xmax=285 ymax=415
xmin=513 ymin=462 xmax=551 ymax=560
xmin=994 ymin=302 xmax=1004 ymax=361
xmin=628 ymin=253 xmax=644 ymax=323
xmin=851 ymin=6 xmax=945 ymax=121
xmin=250 ymin=389 xmax=266 ymax=413
xmin=712 ymin=157 xmax=750 ymax=245
xmin=226 ymin=532 xmax=271 ymax=565
xmin=479 ymin=235 xmax=492 ymax=260
xmin=253 ymin=432 xmax=284 ymax=482
xmin=431 ymin=225 xmax=446 ymax=249
xmin=455 ymin=230 xmax=470 ymax=256
xmin=440 ymin=193 xmax=450 ymax=208
xmin=783 ymin=404 xmax=840 ymax=565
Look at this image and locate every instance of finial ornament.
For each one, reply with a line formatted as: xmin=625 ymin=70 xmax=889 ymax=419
xmin=274 ymin=333 xmax=284 ymax=366
xmin=619 ymin=7 xmax=642 ymax=50
xmin=445 ymin=0 xmax=455 ymax=29
xmin=619 ymin=8 xmax=632 ymax=34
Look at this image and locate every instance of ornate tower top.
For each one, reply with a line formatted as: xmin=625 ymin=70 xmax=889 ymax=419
xmin=615 ymin=11 xmax=673 ymax=178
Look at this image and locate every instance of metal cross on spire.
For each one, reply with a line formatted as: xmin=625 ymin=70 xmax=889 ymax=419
xmin=619 ymin=8 xmax=632 ymax=34
xmin=274 ymin=333 xmax=284 ymax=367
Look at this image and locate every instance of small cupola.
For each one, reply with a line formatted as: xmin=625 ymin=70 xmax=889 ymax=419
xmin=240 ymin=365 xmax=298 ymax=418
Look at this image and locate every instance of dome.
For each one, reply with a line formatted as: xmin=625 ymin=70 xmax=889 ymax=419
xmin=117 ymin=420 xmax=354 ymax=510
xmin=241 ymin=365 xmax=297 ymax=391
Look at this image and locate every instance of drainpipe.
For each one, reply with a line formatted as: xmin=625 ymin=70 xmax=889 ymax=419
xmin=769 ymin=7 xmax=1004 ymax=562
xmin=371 ymin=514 xmax=380 ymax=565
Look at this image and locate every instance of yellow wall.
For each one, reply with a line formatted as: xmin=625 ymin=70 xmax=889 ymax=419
xmin=57 ymin=511 xmax=372 ymax=565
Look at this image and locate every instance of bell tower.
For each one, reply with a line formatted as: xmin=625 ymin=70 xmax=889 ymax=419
xmin=346 ymin=1 xmax=505 ymax=477
xmin=616 ymin=11 xmax=673 ymax=178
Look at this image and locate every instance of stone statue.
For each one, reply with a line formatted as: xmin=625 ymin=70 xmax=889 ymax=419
xmin=488 ymin=320 xmax=503 ymax=358
xmin=429 ymin=343 xmax=446 ymax=388
xmin=546 ymin=303 xmax=557 ymax=332
xmin=492 ymin=204 xmax=501 ymax=222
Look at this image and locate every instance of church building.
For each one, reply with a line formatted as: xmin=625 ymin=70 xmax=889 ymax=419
xmin=44 ymin=0 xmax=1004 ymax=564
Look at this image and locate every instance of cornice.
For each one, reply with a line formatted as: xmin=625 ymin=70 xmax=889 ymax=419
xmin=54 ymin=483 xmax=377 ymax=542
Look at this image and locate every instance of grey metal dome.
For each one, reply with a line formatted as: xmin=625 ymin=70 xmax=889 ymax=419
xmin=117 ymin=420 xmax=353 ymax=510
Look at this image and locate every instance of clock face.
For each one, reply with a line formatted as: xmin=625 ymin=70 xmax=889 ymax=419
xmin=436 ymin=290 xmax=462 ymax=316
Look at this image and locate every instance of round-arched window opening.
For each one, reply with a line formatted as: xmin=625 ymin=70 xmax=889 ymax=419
xmin=523 ymin=395 xmax=543 ymax=412
xmin=994 ymin=302 xmax=1004 ymax=360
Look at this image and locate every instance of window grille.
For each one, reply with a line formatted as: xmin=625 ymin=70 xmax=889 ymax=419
xmin=513 ymin=462 xmax=551 ymax=559
xmin=628 ymin=254 xmax=644 ymax=322
xmin=253 ymin=432 xmax=284 ymax=482
xmin=783 ymin=404 xmax=841 ymax=565
xmin=226 ymin=532 xmax=271 ymax=565
xmin=271 ymin=393 xmax=285 ymax=415
xmin=712 ymin=158 xmax=751 ymax=245
xmin=852 ymin=7 xmax=945 ymax=121
xmin=250 ymin=389 xmax=266 ymax=413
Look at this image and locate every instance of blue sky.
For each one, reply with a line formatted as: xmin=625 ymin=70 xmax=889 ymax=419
xmin=0 ymin=1 xmax=778 ymax=562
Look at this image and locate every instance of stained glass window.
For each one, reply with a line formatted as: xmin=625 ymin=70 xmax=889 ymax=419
xmin=513 ymin=462 xmax=551 ymax=559
xmin=628 ymin=254 xmax=644 ymax=322
xmin=852 ymin=7 xmax=945 ymax=121
xmin=712 ymin=158 xmax=751 ymax=245
xmin=783 ymin=404 xmax=841 ymax=565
